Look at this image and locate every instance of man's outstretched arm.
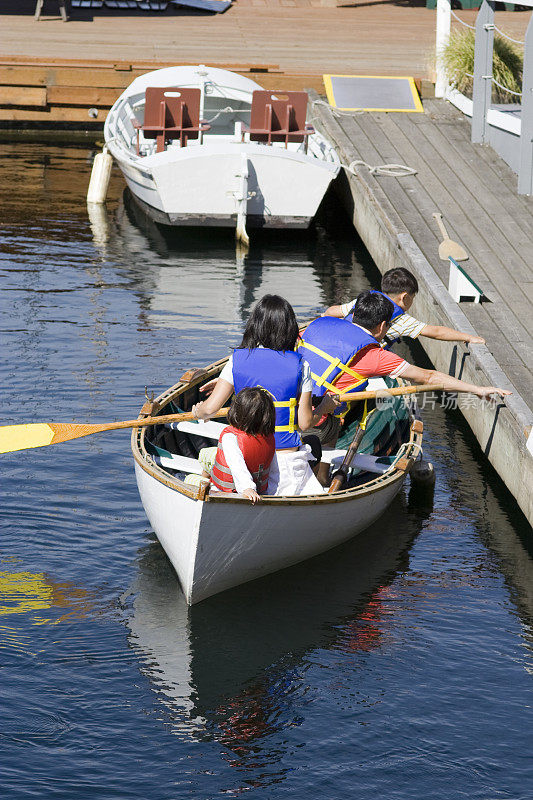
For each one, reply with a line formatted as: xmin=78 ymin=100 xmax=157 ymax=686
xmin=402 ymin=364 xmax=510 ymax=400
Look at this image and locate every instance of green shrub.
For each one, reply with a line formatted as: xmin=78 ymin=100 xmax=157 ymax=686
xmin=442 ymin=29 xmax=522 ymax=103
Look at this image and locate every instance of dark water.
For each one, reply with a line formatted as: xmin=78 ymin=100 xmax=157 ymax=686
xmin=1 ymin=144 xmax=532 ymax=800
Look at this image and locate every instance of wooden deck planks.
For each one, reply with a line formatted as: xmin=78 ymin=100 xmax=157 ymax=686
xmin=404 ymin=112 xmax=533 ymax=274
xmin=326 ymin=100 xmax=533 ymax=404
xmin=401 ymin=119 xmax=533 ymax=361
xmin=1 ymin=5 xmax=528 ymax=76
xmin=392 ymin=116 xmax=532 ymax=289
xmin=347 ymin=112 xmax=533 ymax=367
xmin=425 ymin=103 xmax=533 ymax=236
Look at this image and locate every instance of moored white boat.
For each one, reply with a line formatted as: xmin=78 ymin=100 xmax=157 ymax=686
xmin=131 ymin=358 xmax=423 ymax=605
xmin=104 ymin=65 xmax=340 ymax=233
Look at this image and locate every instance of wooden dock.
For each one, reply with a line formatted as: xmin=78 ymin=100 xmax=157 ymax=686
xmin=0 ymin=57 xmax=313 ymax=125
xmin=0 ymin=2 xmax=529 ymax=125
xmin=3 ymin=1 xmax=528 ymax=72
xmin=313 ymin=97 xmax=533 ymax=526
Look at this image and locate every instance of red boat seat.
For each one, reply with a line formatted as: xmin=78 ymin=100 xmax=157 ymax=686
xmin=242 ymin=90 xmax=315 ymax=150
xmin=135 ymin=87 xmax=211 ymax=154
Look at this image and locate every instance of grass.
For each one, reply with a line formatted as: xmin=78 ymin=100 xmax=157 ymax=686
xmin=442 ymin=29 xmax=523 ymax=103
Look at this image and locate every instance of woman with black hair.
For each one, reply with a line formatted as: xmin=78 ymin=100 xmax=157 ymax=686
xmin=192 ymin=294 xmax=339 ymax=496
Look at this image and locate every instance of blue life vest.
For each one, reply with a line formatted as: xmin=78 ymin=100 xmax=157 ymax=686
xmin=344 ymin=290 xmax=404 ymax=350
xmin=232 ymin=348 xmax=303 ymax=449
xmin=298 ymin=316 xmax=378 ymax=415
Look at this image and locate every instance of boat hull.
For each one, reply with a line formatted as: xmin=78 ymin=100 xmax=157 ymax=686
xmin=135 ymin=460 xmax=407 ymax=605
xmin=104 ymin=65 xmax=340 ymax=230
xmin=115 ymin=144 xmax=338 ymax=229
xmin=126 ymin=191 xmax=312 ymax=229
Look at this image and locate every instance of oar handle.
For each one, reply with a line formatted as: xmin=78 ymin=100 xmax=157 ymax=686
xmin=338 ymin=383 xmax=445 ymax=402
xmin=328 ymin=424 xmax=365 ymax=494
xmin=432 ymin=212 xmax=449 ymax=241
xmin=104 ymin=407 xmax=230 ymax=432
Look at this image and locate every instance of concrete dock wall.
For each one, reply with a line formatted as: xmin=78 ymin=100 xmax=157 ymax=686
xmin=313 ymin=99 xmax=533 ymax=527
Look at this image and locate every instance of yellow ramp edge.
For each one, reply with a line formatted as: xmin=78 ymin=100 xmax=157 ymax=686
xmin=0 ymin=423 xmax=55 ymax=454
xmin=323 ymin=74 xmax=424 ymax=113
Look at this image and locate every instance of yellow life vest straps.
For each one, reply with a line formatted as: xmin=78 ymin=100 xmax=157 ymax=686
xmin=298 ymin=339 xmax=367 ymax=394
xmin=273 ymin=398 xmax=297 ymax=432
xmin=256 ymin=385 xmax=298 ymax=434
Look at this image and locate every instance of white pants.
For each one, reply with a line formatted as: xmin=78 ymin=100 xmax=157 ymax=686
xmin=267 ymin=445 xmax=325 ymax=496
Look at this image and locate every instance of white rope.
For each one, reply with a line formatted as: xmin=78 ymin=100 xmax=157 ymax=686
xmin=450 ymin=8 xmax=524 ymax=44
xmin=393 ymin=440 xmax=423 ymax=464
xmin=311 ymin=100 xmax=417 ymax=177
xmin=345 ymin=160 xmax=417 ymax=178
xmin=456 ymin=71 xmax=521 ymax=97
xmin=494 ymin=25 xmax=524 ymax=46
xmin=450 ymin=8 xmax=476 ymax=30
xmin=204 ymin=106 xmax=238 ymax=123
xmin=378 ymin=440 xmax=424 ymax=475
xmin=312 ymin=98 xmax=364 ymax=117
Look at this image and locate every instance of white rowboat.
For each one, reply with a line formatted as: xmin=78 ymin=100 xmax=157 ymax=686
xmin=131 ymin=358 xmax=423 ymax=605
xmin=104 ymin=65 xmax=340 ymax=233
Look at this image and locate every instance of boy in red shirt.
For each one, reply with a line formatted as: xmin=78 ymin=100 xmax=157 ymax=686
xmin=300 ymin=291 xmax=510 ymax=485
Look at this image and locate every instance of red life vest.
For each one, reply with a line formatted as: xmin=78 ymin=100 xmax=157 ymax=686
xmin=211 ymin=426 xmax=275 ymax=494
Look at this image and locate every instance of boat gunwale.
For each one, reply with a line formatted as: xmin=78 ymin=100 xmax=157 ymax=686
xmin=131 ymin=356 xmax=423 ymax=506
xmin=105 ymin=66 xmax=341 ymax=172
xmin=106 ymin=130 xmax=341 ymax=173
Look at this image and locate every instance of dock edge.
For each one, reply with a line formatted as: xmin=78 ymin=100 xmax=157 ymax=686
xmin=311 ymin=92 xmax=533 ymax=528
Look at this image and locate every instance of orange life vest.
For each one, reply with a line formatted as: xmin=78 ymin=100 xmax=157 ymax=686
xmin=211 ymin=426 xmax=275 ymax=494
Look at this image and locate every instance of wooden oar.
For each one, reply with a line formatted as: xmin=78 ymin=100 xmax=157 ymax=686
xmin=0 ymin=408 xmax=230 ymax=455
xmin=0 ymin=385 xmax=441 ymax=454
xmin=433 ymin=213 xmax=469 ymax=262
xmin=338 ymin=383 xmax=444 ymax=403
xmin=327 ymin=385 xmax=442 ymax=493
xmin=328 ymin=423 xmax=366 ymax=494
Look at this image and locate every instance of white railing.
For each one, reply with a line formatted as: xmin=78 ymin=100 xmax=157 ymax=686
xmin=435 ymin=0 xmax=533 ymax=194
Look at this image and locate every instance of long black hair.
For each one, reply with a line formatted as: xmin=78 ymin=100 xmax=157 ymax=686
xmin=227 ymin=388 xmax=276 ymax=436
xmin=238 ymin=295 xmax=300 ymax=352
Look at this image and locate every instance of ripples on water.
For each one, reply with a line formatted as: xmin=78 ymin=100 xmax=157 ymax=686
xmin=1 ymin=144 xmax=532 ymax=799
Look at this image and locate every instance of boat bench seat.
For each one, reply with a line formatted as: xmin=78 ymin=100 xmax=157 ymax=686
xmin=168 ymin=420 xmax=226 ymax=438
xmin=167 ymin=423 xmax=393 ymax=474
xmin=321 ymin=449 xmax=394 ymax=475
xmin=135 ymin=86 xmax=211 ymax=154
xmin=152 ymin=452 xmax=204 ymax=474
xmin=154 ymin=446 xmax=391 ymax=477
xmin=242 ymin=90 xmax=315 ymax=152
xmin=166 ymin=420 xmax=391 ymax=475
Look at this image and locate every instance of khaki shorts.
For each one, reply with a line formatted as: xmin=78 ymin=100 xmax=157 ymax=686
xmin=300 ymin=414 xmax=342 ymax=449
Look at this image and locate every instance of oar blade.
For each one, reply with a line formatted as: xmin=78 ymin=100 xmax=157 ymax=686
xmin=0 ymin=423 xmax=56 ymax=454
xmin=438 ymin=239 xmax=468 ymax=262
xmin=0 ymin=422 xmax=105 ymax=453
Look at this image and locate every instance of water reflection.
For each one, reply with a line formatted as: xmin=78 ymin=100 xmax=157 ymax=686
xmin=126 ymin=492 xmax=425 ymax=753
xmin=0 ymin=561 xmax=95 ymax=626
xmin=438 ymin=410 xmax=533 ymax=649
xmin=99 ymin=186 xmax=373 ymax=334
